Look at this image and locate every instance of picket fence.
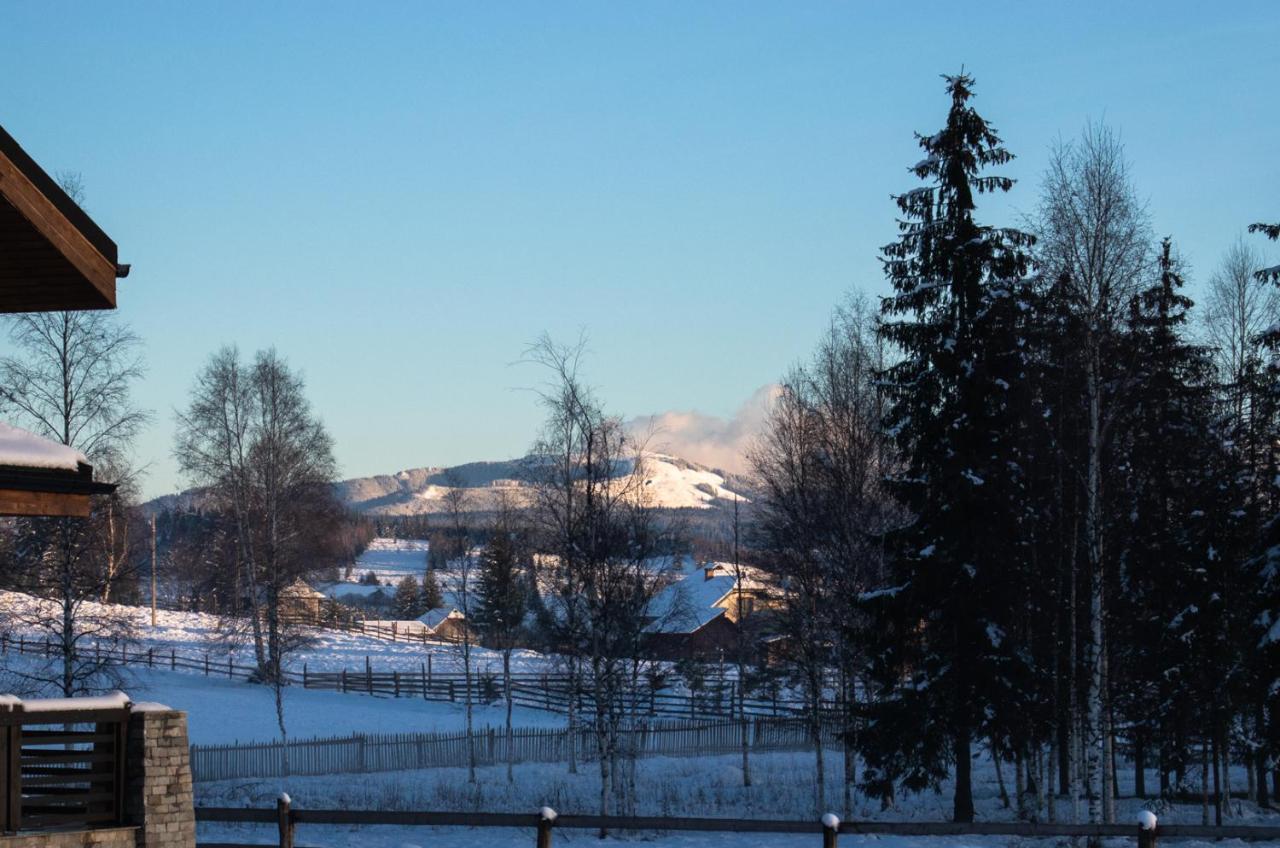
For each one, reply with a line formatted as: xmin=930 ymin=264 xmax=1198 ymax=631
xmin=190 ymin=717 xmax=839 ymax=782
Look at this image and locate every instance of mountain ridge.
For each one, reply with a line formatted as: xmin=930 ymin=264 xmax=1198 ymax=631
xmin=144 ymin=452 xmax=751 ymax=516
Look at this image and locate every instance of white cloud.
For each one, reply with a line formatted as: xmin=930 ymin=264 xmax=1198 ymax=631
xmin=626 ymin=384 xmax=780 ymax=475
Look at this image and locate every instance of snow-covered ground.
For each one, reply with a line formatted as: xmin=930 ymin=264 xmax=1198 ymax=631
xmin=197 ymin=748 xmax=1280 ymax=848
xmin=126 ymin=668 xmax=565 ymax=744
xmin=348 ymin=537 xmax=431 ymax=583
xmin=0 ymin=590 xmax=555 ymax=676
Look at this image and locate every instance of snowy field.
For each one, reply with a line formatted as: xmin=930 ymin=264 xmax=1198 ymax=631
xmin=0 ymin=590 xmax=555 ymax=676
xmin=123 ymin=667 xmax=566 ymax=744
xmin=197 ymin=748 xmax=1280 ymax=848
xmin=348 ymin=537 xmax=431 ymax=583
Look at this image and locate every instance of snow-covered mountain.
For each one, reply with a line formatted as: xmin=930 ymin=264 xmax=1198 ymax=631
xmin=334 ymin=452 xmax=748 ymax=515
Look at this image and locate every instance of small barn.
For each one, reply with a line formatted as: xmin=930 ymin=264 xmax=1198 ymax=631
xmin=418 ymin=607 xmax=472 ymax=644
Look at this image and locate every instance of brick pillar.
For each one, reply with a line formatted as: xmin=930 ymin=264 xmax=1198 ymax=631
xmin=124 ymin=709 xmax=195 ymax=848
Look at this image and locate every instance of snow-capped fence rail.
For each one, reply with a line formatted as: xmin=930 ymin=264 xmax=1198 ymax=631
xmin=0 ymin=632 xmax=818 ymax=722
xmin=195 ymin=802 xmax=1280 ymax=848
xmin=189 ymin=717 xmax=839 ymax=782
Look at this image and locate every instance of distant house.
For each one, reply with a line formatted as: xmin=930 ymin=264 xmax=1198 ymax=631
xmin=643 ymin=562 xmax=776 ymax=660
xmin=312 ymin=580 xmax=392 ymax=609
xmin=280 ymin=577 xmax=328 ymax=616
xmin=0 ymin=123 xmax=129 ymax=518
xmin=417 ymin=606 xmax=472 ymax=643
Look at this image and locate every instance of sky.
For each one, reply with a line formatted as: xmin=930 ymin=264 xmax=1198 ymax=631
xmin=1 ymin=2 xmax=1277 ymax=499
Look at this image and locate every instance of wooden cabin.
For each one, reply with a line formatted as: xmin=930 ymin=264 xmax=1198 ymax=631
xmin=0 ymin=123 xmax=129 ymax=517
xmin=642 ymin=564 xmax=777 ymax=660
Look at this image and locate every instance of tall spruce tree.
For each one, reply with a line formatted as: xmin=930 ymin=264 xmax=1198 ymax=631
xmin=1248 ymin=218 xmax=1280 ymax=803
xmin=1111 ymin=239 xmax=1217 ymax=799
xmin=864 ymin=72 xmax=1033 ymax=822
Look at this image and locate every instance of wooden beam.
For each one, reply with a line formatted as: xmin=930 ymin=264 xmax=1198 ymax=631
xmin=0 ymin=489 xmax=90 ymax=518
xmin=0 ymin=149 xmax=115 ymax=310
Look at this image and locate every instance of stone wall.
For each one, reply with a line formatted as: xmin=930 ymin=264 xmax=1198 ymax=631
xmin=123 ymin=709 xmax=195 ymax=848
xmin=0 ymin=827 xmax=137 ymax=848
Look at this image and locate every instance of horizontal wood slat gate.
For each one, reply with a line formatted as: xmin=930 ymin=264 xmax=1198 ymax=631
xmin=0 ymin=702 xmax=128 ymax=833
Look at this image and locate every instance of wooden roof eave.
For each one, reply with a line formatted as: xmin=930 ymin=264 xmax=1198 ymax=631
xmin=0 ymin=462 xmax=116 ymax=518
xmin=0 ymin=124 xmax=129 ymax=313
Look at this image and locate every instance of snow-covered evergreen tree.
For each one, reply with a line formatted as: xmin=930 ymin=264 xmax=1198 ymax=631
xmin=863 ymin=72 xmax=1034 ymax=822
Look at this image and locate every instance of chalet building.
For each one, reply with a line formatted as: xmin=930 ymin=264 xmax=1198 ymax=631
xmin=0 ymin=123 xmax=129 ymax=518
xmin=417 ymin=606 xmax=472 ymax=643
xmin=643 ymin=562 xmax=777 ymax=660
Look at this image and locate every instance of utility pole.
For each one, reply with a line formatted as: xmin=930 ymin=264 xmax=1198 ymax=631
xmin=150 ymin=515 xmax=158 ymax=627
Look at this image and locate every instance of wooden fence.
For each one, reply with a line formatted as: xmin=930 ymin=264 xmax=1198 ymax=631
xmin=190 ymin=717 xmax=838 ymax=782
xmin=197 ymin=799 xmax=1280 ymax=848
xmin=0 ymin=633 xmax=816 ymax=722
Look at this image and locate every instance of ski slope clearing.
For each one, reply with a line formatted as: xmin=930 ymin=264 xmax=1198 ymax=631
xmin=350 ymin=537 xmax=430 ymax=582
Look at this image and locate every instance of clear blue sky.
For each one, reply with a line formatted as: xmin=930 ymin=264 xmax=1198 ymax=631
xmin=2 ymin=2 xmax=1276 ymax=499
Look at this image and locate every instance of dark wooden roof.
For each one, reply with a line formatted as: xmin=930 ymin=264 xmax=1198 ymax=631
xmin=0 ymin=123 xmax=127 ymax=313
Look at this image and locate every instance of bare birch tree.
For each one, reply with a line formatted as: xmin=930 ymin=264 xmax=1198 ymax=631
xmin=1035 ymin=123 xmax=1151 ymax=830
xmin=0 ymin=302 xmax=149 ymax=695
xmin=174 ymin=346 xmax=341 ymax=771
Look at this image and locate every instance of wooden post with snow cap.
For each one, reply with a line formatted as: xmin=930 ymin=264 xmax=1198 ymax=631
xmin=537 ymin=806 xmax=556 ymax=848
xmin=1138 ymin=810 xmax=1158 ymax=848
xmin=822 ymin=813 xmax=840 ymax=848
xmin=277 ymin=792 xmax=294 ymax=848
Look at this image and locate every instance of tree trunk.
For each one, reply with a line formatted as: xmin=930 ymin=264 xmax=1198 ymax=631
xmin=504 ymin=649 xmax=514 ymax=784
xmin=741 ymin=670 xmax=752 ymax=788
xmin=1201 ymin=738 xmax=1211 ymax=826
xmin=1084 ymin=353 xmax=1106 ymax=844
xmin=954 ymin=723 xmax=974 ymax=823
xmin=993 ymin=738 xmax=1010 ymax=809
xmin=1134 ymin=733 xmax=1146 ymax=798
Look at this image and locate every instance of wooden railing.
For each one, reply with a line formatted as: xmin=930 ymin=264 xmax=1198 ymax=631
xmin=0 ymin=633 xmax=819 ymax=721
xmin=196 ymin=799 xmax=1280 ymax=848
xmin=0 ymin=693 xmax=129 ymax=833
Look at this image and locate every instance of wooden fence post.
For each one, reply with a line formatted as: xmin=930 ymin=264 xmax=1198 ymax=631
xmin=277 ymin=793 xmax=294 ymax=848
xmin=537 ymin=806 xmax=557 ymax=848
xmin=3 ymin=702 xmax=23 ymax=833
xmin=1138 ymin=811 xmax=1157 ymax=848
xmin=822 ymin=813 xmax=840 ymax=848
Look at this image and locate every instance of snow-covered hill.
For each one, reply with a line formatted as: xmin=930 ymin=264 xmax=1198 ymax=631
xmin=333 ymin=452 xmax=747 ymax=515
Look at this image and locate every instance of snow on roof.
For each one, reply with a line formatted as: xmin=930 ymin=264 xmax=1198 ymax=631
xmin=21 ymin=691 xmax=131 ymax=713
xmin=314 ymin=582 xmax=389 ymax=600
xmin=0 ymin=421 xmax=87 ymax=471
xmin=283 ymin=578 xmax=327 ymax=599
xmin=645 ymin=571 xmax=736 ymax=634
xmin=418 ymin=607 xmax=464 ymax=630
